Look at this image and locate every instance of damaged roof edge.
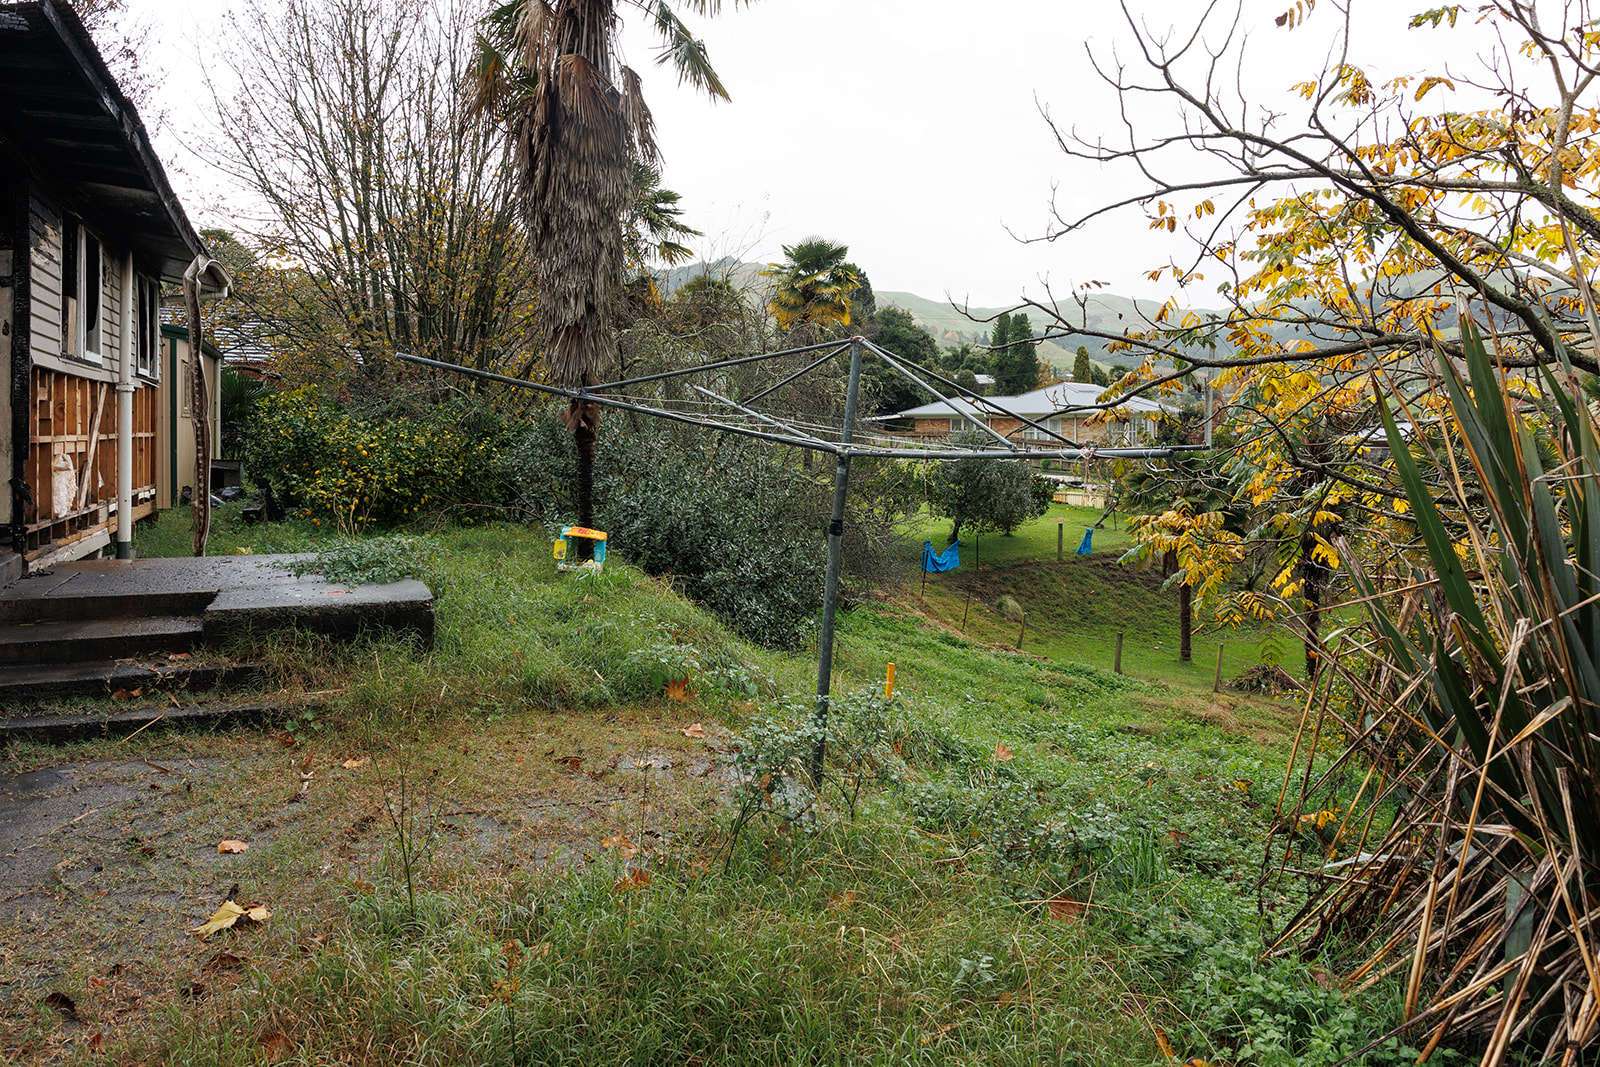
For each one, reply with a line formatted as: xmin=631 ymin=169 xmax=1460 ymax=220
xmin=3 ymin=0 xmax=219 ymax=286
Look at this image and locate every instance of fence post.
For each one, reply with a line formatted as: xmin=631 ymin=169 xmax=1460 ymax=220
xmin=1213 ymin=643 xmax=1225 ymax=692
xmin=1057 ymin=521 xmax=1064 ymax=562
xmin=1114 ymin=631 xmax=1124 ymax=675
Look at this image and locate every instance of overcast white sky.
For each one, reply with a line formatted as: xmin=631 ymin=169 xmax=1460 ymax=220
xmin=141 ymin=0 xmax=1456 ymax=306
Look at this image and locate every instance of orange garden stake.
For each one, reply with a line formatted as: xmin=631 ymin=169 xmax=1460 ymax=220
xmin=884 ymin=662 xmax=896 ymax=699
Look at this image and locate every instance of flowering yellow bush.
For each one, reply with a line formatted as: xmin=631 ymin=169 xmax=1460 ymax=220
xmin=247 ymin=387 xmax=516 ymax=532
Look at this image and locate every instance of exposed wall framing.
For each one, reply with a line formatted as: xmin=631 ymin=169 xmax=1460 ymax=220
xmin=19 ymin=366 xmax=154 ymax=559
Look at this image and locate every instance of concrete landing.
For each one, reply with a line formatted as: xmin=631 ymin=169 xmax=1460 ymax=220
xmin=0 ymin=554 xmax=434 ymax=658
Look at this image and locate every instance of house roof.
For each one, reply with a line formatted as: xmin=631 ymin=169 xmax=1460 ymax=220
xmin=159 ymin=322 xmax=223 ymax=361
xmin=0 ymin=0 xmax=223 ymax=285
xmin=881 ymin=381 xmax=1171 ymax=421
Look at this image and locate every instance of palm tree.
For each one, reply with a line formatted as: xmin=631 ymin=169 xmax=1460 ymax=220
xmin=762 ymin=238 xmax=863 ymax=336
xmin=625 ymin=162 xmax=700 ymax=273
xmin=473 ymin=0 xmax=736 ymax=534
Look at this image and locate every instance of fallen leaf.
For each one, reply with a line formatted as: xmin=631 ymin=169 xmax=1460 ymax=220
xmin=192 ymin=900 xmax=271 ymax=939
xmin=168 ymin=651 xmax=192 ymax=661
xmin=86 ymin=1031 xmax=103 ymax=1052
xmin=613 ymin=867 xmax=651 ymax=892
xmin=42 ymin=990 xmax=78 ymax=1022
xmin=341 ymin=757 xmax=369 ymax=770
xmin=202 ymin=951 xmax=243 ymax=975
xmin=1046 ymin=895 xmax=1085 ymax=922
xmin=920 ymin=1022 xmax=957 ymax=1045
xmin=665 ymin=678 xmax=692 ymax=703
xmin=555 ymin=754 xmax=583 ymax=771
xmin=601 ymin=832 xmax=639 ymax=861
xmin=259 ymin=1030 xmax=293 ymax=1062
xmin=111 ymin=689 xmax=132 ymax=702
xmin=218 ymin=839 xmax=249 ymax=854
xmin=1166 ymin=829 xmax=1190 ymax=846
xmin=680 ymin=722 xmax=705 ymax=739
xmin=994 ymin=743 xmax=1014 ymax=763
xmin=1155 ymin=1027 xmax=1176 ymax=1059
xmin=299 ymin=752 xmax=314 ymax=771
xmin=826 ymin=890 xmax=859 ymax=910
xmin=269 ymin=730 xmax=297 ymax=748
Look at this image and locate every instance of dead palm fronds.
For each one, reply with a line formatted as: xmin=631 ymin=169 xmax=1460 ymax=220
xmin=1265 ymin=322 xmax=1600 ymax=1064
xmin=472 ymin=0 xmax=742 ymax=529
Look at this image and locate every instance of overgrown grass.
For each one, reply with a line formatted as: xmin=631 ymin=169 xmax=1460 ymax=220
xmin=100 ymin=509 xmax=1412 ymax=1066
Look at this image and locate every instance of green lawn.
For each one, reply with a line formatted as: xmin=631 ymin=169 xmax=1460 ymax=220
xmin=38 ymin=510 xmax=1406 ymax=1066
xmin=898 ymin=504 xmax=1277 ymax=692
xmin=903 ymin=501 xmax=1135 ymax=566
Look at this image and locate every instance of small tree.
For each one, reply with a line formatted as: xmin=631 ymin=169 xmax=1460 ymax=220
xmin=1072 ymin=346 xmax=1093 ymax=384
xmin=994 ymin=313 xmax=1040 ymax=394
xmin=928 ymin=434 xmax=1050 ymax=543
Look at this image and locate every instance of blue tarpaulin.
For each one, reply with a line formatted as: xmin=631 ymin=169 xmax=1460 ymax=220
xmin=1077 ymin=528 xmax=1094 ymax=556
xmin=921 ymin=540 xmax=961 ymax=573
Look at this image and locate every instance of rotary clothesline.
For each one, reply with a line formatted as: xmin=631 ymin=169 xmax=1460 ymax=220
xmin=398 ymin=336 xmax=1203 ymax=781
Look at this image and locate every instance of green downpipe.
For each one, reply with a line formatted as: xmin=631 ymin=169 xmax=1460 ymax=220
xmin=168 ymin=336 xmax=177 ymax=504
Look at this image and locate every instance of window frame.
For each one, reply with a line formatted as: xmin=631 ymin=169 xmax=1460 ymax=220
xmin=77 ymin=227 xmax=103 ymax=364
xmin=134 ymin=274 xmax=160 ymax=381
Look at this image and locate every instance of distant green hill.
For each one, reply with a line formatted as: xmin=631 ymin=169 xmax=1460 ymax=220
xmin=654 ymin=260 xmax=1218 ymax=371
xmin=875 ymin=290 xmax=1200 ymax=371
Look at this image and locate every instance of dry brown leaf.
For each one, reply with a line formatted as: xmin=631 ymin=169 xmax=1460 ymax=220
xmin=1046 ymin=895 xmax=1085 ymax=922
xmin=341 ymin=757 xmax=369 ymax=770
xmin=259 ymin=1030 xmax=293 ymax=1062
xmin=681 ymin=722 xmax=706 ymax=738
xmin=826 ymin=890 xmax=859 ymax=910
xmin=218 ymin=839 xmax=249 ymax=855
xmin=601 ymin=832 xmax=639 ymax=861
xmin=613 ymin=867 xmax=651 ymax=892
xmin=994 ymin=743 xmax=1014 ymax=763
xmin=202 ymin=951 xmax=243 ymax=974
xmin=169 ymin=651 xmax=192 ymax=661
xmin=665 ymin=677 xmax=692 ymax=703
xmin=555 ymin=754 xmax=583 ymax=771
xmin=42 ymin=990 xmax=78 ymax=1021
xmin=1154 ymin=1026 xmax=1176 ymax=1059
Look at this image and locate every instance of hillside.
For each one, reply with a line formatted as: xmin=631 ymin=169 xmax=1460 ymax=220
xmin=656 ymin=259 xmax=1218 ymax=370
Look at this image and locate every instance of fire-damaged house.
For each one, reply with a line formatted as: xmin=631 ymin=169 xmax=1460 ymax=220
xmin=1 ymin=0 xmax=228 ymax=581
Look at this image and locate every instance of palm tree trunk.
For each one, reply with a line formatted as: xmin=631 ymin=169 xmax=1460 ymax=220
xmin=570 ymin=399 xmax=600 ymax=559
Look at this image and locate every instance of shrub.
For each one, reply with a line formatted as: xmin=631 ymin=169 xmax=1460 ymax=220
xmin=245 ymin=392 xmax=903 ymax=648
xmin=925 ymin=432 xmax=1052 ymax=541
xmin=592 ymin=425 xmax=831 ymax=649
xmin=247 ymin=387 xmax=531 ymax=530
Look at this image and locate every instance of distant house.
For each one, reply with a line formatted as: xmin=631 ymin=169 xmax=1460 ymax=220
xmin=1 ymin=0 xmax=228 ymax=577
xmin=875 ymin=381 xmax=1169 ymax=447
xmin=155 ymin=324 xmax=222 ymax=510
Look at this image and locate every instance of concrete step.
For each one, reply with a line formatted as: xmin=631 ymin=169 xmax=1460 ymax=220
xmin=0 ymin=584 xmax=215 ymax=624
xmin=0 ymin=616 xmax=203 ymax=667
xmin=0 ymin=659 xmax=261 ymax=707
xmin=0 ymin=700 xmax=286 ymax=744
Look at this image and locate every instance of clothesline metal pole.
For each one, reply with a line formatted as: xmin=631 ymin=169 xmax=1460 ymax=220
xmin=810 ymin=337 xmax=864 ymax=785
